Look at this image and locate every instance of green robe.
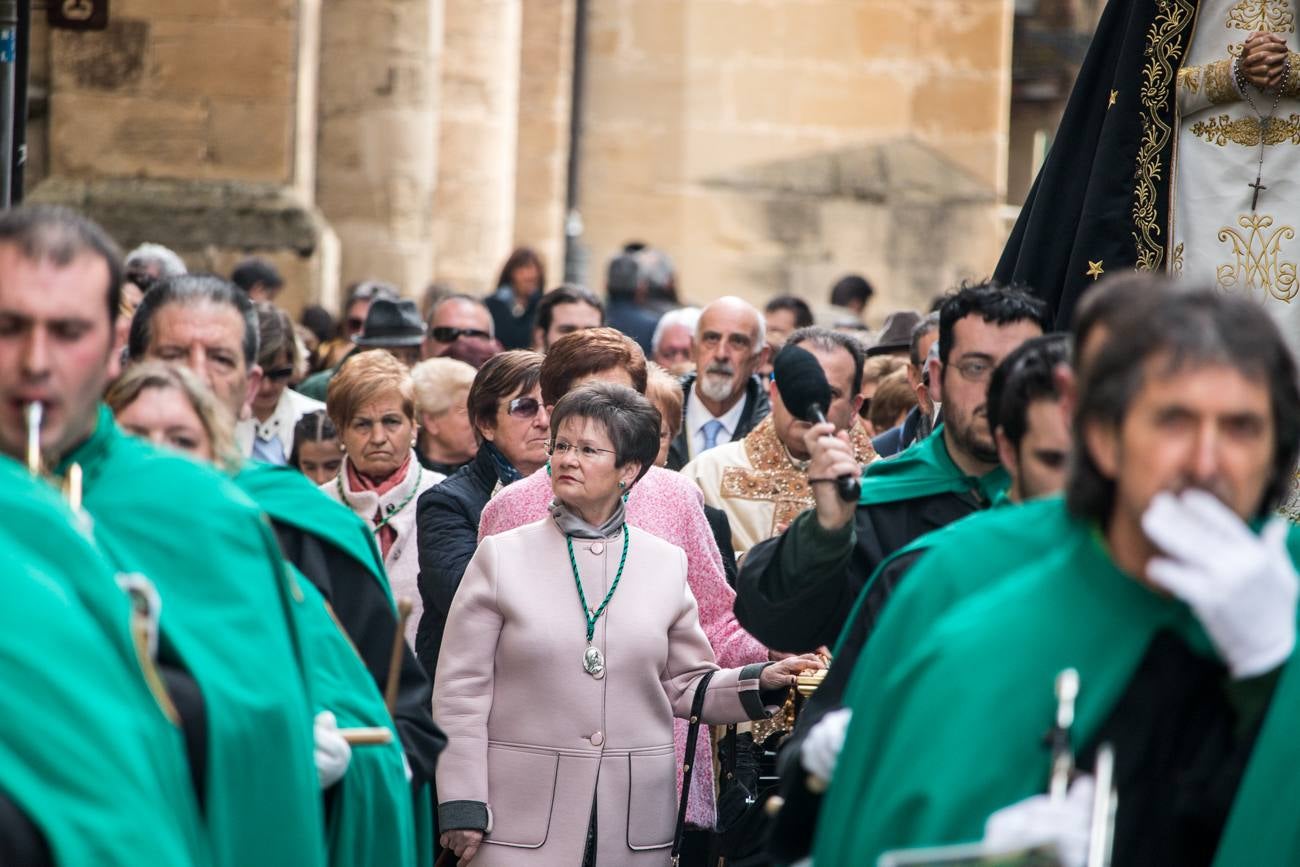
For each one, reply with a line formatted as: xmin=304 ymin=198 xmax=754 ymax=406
xmin=289 ymin=572 xmax=417 ymax=867
xmin=858 ymin=423 xmax=1010 ymax=507
xmin=815 ymin=515 xmax=1300 ymax=865
xmin=0 ymin=457 xmax=209 ymax=865
xmin=57 ymin=407 xmax=327 ymax=867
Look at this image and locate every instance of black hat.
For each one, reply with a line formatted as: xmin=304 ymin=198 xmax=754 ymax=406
xmin=355 ymin=298 xmax=426 ymax=347
xmin=230 ymin=257 xmax=283 ymax=293
xmin=866 ymin=310 xmax=922 ymax=357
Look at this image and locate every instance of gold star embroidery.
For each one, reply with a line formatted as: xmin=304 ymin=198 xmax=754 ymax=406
xmin=1086 ymin=260 xmax=1105 ymax=280
xmin=1108 ymin=89 xmax=1118 ymax=108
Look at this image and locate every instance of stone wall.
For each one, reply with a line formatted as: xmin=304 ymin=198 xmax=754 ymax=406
xmin=574 ymin=0 xmax=1015 ymax=320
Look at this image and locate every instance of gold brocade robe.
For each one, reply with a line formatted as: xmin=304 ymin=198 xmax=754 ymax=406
xmin=680 ymin=417 xmax=877 ymax=555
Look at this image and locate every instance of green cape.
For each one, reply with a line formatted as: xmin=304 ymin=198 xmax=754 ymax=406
xmin=58 ymin=407 xmax=327 ymax=867
xmin=233 ymin=462 xmax=393 ymax=606
xmin=815 ymin=516 xmax=1300 ymax=864
xmin=289 ymin=572 xmax=418 ymax=867
xmin=859 ymin=424 xmax=1010 ymax=507
xmin=0 ymin=457 xmax=209 ymax=866
xmin=831 ymin=496 xmax=1069 ymax=660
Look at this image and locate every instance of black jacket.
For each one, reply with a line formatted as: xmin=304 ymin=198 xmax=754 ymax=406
xmin=734 ymin=489 xmax=984 ymax=654
xmin=606 ymin=298 xmax=661 ymax=357
xmin=666 ymin=373 xmax=771 ymax=471
xmin=414 ymin=447 xmax=502 ymax=681
xmin=871 ymin=405 xmax=925 ymax=458
xmin=484 ymin=286 xmax=540 ymax=350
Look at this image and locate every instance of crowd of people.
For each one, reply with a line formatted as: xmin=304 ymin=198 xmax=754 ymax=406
xmin=4 ymin=186 xmax=1300 ymax=867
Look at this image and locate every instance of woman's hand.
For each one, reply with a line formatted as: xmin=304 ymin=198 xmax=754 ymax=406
xmin=439 ymin=830 xmax=484 ymax=866
xmin=759 ymin=653 xmax=825 ymax=690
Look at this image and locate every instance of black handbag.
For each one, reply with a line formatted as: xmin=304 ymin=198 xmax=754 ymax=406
xmin=672 ymin=670 xmax=716 ymax=866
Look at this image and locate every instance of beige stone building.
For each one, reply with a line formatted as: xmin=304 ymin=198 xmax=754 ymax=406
xmin=22 ymin=0 xmax=1092 ymax=321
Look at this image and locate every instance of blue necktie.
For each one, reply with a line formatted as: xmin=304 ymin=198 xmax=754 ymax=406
xmin=701 ymin=419 xmax=724 ymax=452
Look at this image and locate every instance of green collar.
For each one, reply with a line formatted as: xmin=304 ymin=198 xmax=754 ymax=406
xmin=859 ymin=424 xmax=1010 ymax=507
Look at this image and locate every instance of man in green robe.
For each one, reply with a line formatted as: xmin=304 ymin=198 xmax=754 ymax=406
xmin=735 ymin=282 xmax=1049 ymax=652
xmin=127 ymin=274 xmax=444 ymax=791
xmin=816 ymin=288 xmax=1300 ymax=865
xmin=0 ymin=206 xmax=327 ymax=867
xmin=0 ymin=456 xmax=209 ymax=866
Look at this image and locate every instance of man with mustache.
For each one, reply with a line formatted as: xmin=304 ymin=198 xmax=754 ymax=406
xmin=666 ymin=296 xmax=770 ymax=470
xmin=818 ymin=287 xmax=1300 ymax=866
xmin=735 ymin=282 xmax=1047 ymax=652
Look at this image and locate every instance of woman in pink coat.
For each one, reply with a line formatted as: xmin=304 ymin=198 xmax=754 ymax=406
xmin=476 ymin=328 xmax=770 ymax=832
xmin=435 ymin=384 xmax=818 ymax=866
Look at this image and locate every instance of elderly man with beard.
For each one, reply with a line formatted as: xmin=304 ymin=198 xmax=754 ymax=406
xmin=735 ymin=283 xmax=1048 ymax=652
xmin=666 ymin=296 xmax=770 ymax=470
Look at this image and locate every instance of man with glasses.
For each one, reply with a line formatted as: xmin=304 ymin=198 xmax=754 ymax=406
xmin=421 ymin=293 xmax=498 ymax=365
xmin=298 ymin=280 xmax=400 ymax=400
xmin=735 ymin=283 xmax=1048 ymax=652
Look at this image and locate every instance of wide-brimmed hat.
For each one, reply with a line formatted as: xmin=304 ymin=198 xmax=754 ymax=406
xmin=865 ymin=310 xmax=922 ymax=357
xmin=355 ymin=298 xmax=426 ymax=347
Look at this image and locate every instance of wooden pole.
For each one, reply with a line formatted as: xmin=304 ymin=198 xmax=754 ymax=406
xmin=384 ymin=598 xmax=413 ymax=714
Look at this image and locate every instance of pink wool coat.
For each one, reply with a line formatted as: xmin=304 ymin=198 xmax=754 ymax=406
xmin=478 ymin=465 xmax=769 ymax=827
xmin=435 ymin=518 xmax=771 ymax=865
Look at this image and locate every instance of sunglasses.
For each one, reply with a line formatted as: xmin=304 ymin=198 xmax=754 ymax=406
xmin=266 ymin=365 xmax=296 ymax=383
xmin=432 ymin=326 xmax=492 ymax=343
xmin=507 ymin=396 xmax=542 ymax=418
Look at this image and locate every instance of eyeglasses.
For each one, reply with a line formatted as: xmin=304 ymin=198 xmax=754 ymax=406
xmin=265 ymin=365 xmax=295 ymax=383
xmin=431 ymin=326 xmax=492 ymax=343
xmin=548 ymin=440 xmax=617 ymax=461
xmin=950 ymin=358 xmax=994 ymax=383
xmin=507 ymin=396 xmax=542 ymax=418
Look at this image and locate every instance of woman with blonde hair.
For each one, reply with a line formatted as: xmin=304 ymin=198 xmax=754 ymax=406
xmin=409 ymin=356 xmax=479 ymax=475
xmin=106 ymin=361 xmax=240 ymax=469
xmin=322 ymin=350 xmax=445 ymax=646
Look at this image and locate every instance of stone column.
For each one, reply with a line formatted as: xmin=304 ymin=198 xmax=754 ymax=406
xmin=432 ymin=0 xmax=523 ymax=294
xmin=512 ymin=0 xmax=576 ymax=283
xmin=32 ymin=0 xmax=339 ymax=314
xmin=316 ymin=0 xmax=441 ymax=295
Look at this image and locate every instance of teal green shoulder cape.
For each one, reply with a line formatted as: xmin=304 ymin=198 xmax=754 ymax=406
xmin=58 ymin=407 xmax=327 ymax=867
xmin=815 ymin=517 xmax=1300 ymax=865
xmin=0 ymin=457 xmax=209 ymax=865
xmin=832 ymin=495 xmax=1070 ymax=659
xmin=289 ymin=572 xmax=418 ymax=867
xmin=859 ymin=424 xmax=1010 ymax=507
xmin=234 ymin=462 xmax=393 ymax=605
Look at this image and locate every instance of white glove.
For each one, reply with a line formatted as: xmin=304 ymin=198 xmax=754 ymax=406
xmin=800 ymin=707 xmax=852 ymax=785
xmin=1142 ymin=490 xmax=1298 ymax=678
xmin=984 ymin=776 xmax=1094 ymax=867
xmin=314 ymin=711 xmax=352 ymax=789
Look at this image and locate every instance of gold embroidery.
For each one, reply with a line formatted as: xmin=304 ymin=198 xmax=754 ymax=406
xmin=1172 ymin=242 xmax=1185 ymax=275
xmin=1133 ymin=0 xmax=1196 ymax=272
xmin=1086 ymin=260 xmax=1105 ymax=280
xmin=1178 ymin=67 xmax=1201 ymax=94
xmin=720 ymin=417 xmax=876 ymax=540
xmin=1227 ymin=0 xmax=1295 ymax=32
xmin=1109 ymin=89 xmax=1119 ymax=108
xmin=1191 ymin=113 xmax=1300 ymax=146
xmin=1216 ymin=214 xmax=1299 ymax=302
xmin=1284 ymin=51 xmax=1300 ymax=98
xmin=1204 ymin=58 xmax=1239 ymax=104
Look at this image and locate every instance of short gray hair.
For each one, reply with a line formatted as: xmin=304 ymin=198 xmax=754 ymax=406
xmin=788 ymin=326 xmax=867 ymax=394
xmin=909 ymin=312 xmax=940 ymax=367
xmin=125 ymin=243 xmax=188 ymax=279
xmin=549 ymin=383 xmax=661 ymax=487
xmin=651 ymin=306 xmax=700 ymax=355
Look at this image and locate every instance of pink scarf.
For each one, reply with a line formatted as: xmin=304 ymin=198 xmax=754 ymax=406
xmin=345 ymin=451 xmax=412 ymax=558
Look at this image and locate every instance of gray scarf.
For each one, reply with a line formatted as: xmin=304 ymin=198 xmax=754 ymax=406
xmin=549 ymin=497 xmax=627 ymax=540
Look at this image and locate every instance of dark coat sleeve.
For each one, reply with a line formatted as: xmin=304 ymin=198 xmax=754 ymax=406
xmin=703 ymin=504 xmax=740 ymax=587
xmin=0 ymin=791 xmax=51 ymax=867
xmin=272 ymin=522 xmax=445 ymax=791
xmin=414 ymin=480 xmax=486 ymax=681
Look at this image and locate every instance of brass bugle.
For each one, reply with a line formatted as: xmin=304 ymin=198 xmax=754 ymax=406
xmin=796 ymin=668 xmax=828 ymax=698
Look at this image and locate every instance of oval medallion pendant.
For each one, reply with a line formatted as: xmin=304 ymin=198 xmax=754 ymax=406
xmin=583 ymin=645 xmax=606 ymax=680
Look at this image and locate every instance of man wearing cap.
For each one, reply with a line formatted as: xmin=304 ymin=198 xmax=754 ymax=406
xmin=681 ymin=327 xmax=876 ymax=556
xmin=298 ymin=297 xmax=426 ymax=400
xmin=873 ymin=313 xmax=941 ymax=457
xmin=297 ymin=282 xmax=402 ymax=400
xmin=867 ymin=310 xmax=920 ymax=360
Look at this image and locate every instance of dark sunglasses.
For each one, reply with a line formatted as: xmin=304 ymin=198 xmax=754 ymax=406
xmin=432 ymin=326 xmax=492 ymax=343
xmin=507 ymin=396 xmax=541 ymax=418
xmin=266 ymin=365 xmax=296 ymax=383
